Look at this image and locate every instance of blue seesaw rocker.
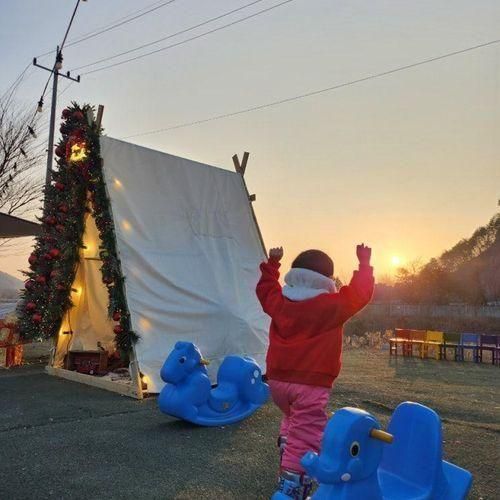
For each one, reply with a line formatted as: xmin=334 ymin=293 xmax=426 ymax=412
xmin=158 ymin=341 xmax=269 ymax=426
xmin=301 ymin=402 xmax=472 ymax=500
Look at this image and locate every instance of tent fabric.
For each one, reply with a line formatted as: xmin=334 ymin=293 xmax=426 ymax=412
xmin=55 ymin=214 xmax=116 ymax=367
xmin=0 ymin=213 xmax=41 ymax=238
xmin=100 ymin=137 xmax=269 ymax=393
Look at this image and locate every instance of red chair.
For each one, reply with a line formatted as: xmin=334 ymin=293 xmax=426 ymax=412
xmin=390 ymin=329 xmax=410 ymax=356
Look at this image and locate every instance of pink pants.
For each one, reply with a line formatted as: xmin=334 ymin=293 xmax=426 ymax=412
xmin=269 ymin=379 xmax=330 ymax=474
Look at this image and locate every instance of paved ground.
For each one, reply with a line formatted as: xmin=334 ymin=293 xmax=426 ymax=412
xmin=1 ymin=350 xmax=498 ymax=499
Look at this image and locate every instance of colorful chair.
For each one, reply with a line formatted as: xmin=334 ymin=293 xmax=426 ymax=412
xmin=390 ymin=329 xmax=411 ymax=357
xmin=408 ymin=330 xmax=426 ymax=358
xmin=478 ymin=335 xmax=499 ymax=365
xmin=441 ymin=332 xmax=461 ymax=361
xmin=458 ymin=334 xmax=480 ymax=363
xmin=423 ymin=331 xmax=444 ymax=360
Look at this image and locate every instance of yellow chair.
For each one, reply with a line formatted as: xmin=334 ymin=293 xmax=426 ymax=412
xmin=424 ymin=331 xmax=444 ymax=360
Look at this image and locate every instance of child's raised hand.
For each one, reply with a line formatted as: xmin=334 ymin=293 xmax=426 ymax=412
xmin=356 ymin=243 xmax=371 ymax=266
xmin=269 ymin=247 xmax=284 ymax=262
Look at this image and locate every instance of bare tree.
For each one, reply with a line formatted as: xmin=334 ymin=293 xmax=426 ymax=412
xmin=0 ymin=94 xmax=45 ymax=253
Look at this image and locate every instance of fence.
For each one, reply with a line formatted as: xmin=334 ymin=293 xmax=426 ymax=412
xmin=366 ymin=303 xmax=500 ymax=319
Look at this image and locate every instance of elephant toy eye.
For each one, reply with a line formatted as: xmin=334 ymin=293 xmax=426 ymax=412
xmin=179 ymin=356 xmax=187 ymax=364
xmin=350 ymin=441 xmax=360 ymax=457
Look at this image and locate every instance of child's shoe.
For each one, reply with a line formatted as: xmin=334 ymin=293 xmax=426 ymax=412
xmin=271 ymin=470 xmax=313 ymax=500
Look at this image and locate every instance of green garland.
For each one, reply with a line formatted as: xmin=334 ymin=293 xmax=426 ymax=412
xmin=18 ymin=103 xmax=138 ymax=353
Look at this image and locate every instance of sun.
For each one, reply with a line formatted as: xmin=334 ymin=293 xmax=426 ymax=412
xmin=391 ymin=255 xmax=402 ymax=267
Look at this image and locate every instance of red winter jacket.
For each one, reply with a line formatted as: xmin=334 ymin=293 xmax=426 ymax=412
xmin=256 ymin=259 xmax=374 ymax=387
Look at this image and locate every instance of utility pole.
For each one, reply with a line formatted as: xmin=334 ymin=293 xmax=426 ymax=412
xmin=33 ymin=46 xmax=81 ymax=205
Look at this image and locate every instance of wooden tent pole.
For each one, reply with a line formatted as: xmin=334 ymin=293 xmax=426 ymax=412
xmin=95 ymin=105 xmax=104 ymax=130
xmin=232 ymin=152 xmax=268 ymax=258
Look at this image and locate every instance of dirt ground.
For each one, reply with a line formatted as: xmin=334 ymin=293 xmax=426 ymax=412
xmin=1 ymin=347 xmax=498 ymax=499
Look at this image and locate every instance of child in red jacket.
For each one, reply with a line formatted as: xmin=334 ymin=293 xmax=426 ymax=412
xmin=256 ymin=245 xmax=374 ymax=500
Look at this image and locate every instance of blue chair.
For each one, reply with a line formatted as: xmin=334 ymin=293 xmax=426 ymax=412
xmin=302 ymin=402 xmax=472 ymax=499
xmin=457 ymin=333 xmax=480 ymax=362
xmin=379 ymin=402 xmax=472 ymax=499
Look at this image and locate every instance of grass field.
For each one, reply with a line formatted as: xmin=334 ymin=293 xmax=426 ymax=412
xmin=333 ymin=349 xmax=499 ymax=499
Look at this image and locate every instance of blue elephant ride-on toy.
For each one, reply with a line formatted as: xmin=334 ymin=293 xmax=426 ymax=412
xmin=301 ymin=401 xmax=472 ymax=500
xmin=158 ymin=341 xmax=269 ymax=426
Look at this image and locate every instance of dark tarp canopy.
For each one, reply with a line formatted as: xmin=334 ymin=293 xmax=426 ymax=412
xmin=0 ymin=213 xmax=41 ymax=238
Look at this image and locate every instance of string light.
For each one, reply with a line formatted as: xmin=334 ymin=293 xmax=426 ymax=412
xmin=69 ymin=141 xmax=88 ymax=162
xmin=37 ymin=98 xmax=44 ymax=113
xmin=28 ymin=126 xmax=37 ymax=138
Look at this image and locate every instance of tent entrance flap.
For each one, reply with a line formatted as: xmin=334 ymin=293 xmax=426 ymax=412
xmin=54 ymin=212 xmax=116 ymax=367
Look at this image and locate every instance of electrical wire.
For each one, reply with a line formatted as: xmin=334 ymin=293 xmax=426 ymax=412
xmin=80 ymin=0 xmax=298 ymax=75
xmin=30 ymin=0 xmax=82 ymax=124
xmin=123 ymin=38 xmax=500 ymax=139
xmin=58 ymin=81 xmax=75 ymax=98
xmin=36 ymin=0 xmax=177 ymax=58
xmin=71 ymin=0 xmax=267 ymax=71
xmin=0 ymin=63 xmax=31 ymax=102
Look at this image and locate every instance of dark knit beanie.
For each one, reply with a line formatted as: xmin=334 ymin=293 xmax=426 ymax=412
xmin=291 ymin=249 xmax=334 ymax=278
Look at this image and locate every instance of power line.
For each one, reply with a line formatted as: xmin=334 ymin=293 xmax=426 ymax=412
xmin=1 ymin=63 xmax=31 ymax=102
xmin=58 ymin=80 xmax=75 ymax=98
xmin=123 ymin=38 xmax=500 ymax=139
xmin=31 ymin=0 xmax=83 ymax=123
xmin=36 ymin=0 xmax=177 ymax=58
xmin=72 ymin=0 xmax=267 ymax=72
xmin=60 ymin=0 xmax=82 ymax=50
xmin=80 ymin=0 xmax=298 ymax=75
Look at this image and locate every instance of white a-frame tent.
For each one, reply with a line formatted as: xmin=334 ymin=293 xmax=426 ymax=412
xmin=48 ymin=137 xmax=269 ymax=398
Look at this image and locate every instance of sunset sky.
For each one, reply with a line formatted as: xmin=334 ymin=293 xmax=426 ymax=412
xmin=1 ymin=0 xmax=499 ymax=282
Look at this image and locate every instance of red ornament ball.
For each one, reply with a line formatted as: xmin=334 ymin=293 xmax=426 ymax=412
xmin=26 ymin=302 xmax=36 ymax=311
xmin=61 ymin=108 xmax=71 ymax=119
xmin=55 ymin=145 xmax=65 ymax=157
xmin=44 ymin=215 xmax=57 ymax=226
xmin=56 ymin=284 xmax=66 ymax=291
xmin=28 ymin=253 xmax=37 ymax=265
xmin=113 ymin=325 xmax=123 ymax=334
xmin=43 ymin=253 xmax=52 ymax=261
xmin=49 ymin=248 xmax=61 ymax=259
xmin=35 ymin=275 xmax=47 ymax=284
xmin=24 ymin=279 xmax=35 ymax=290
xmin=112 ymin=311 xmax=121 ymax=322
xmin=55 ymin=224 xmax=65 ymax=233
xmin=73 ymin=110 xmax=85 ymax=121
xmin=54 ymin=182 xmax=65 ymax=191
xmin=58 ymin=203 xmax=69 ymax=213
xmin=32 ymin=313 xmax=42 ymax=323
xmin=50 ymin=270 xmax=59 ymax=279
xmin=60 ymin=123 xmax=71 ymax=134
